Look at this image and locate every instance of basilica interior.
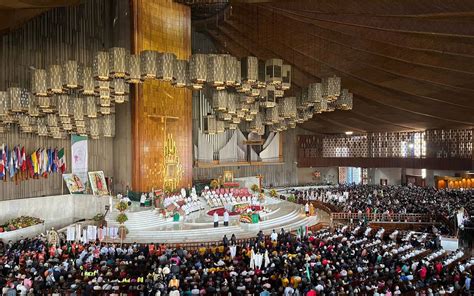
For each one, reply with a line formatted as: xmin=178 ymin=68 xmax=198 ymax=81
xmin=0 ymin=1 xmax=473 ymax=295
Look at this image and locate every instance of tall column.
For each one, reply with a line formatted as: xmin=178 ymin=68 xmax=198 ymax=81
xmin=131 ymin=0 xmax=192 ymax=192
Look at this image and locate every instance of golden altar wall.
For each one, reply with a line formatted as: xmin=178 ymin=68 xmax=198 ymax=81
xmin=131 ymin=0 xmax=192 ymax=191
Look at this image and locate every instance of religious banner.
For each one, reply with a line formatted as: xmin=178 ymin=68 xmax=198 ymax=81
xmin=71 ymin=135 xmax=88 ymax=188
xmin=88 ymin=171 xmax=109 ymax=195
xmin=66 ymin=226 xmax=75 ymax=241
xmin=63 ymin=173 xmax=86 ymax=194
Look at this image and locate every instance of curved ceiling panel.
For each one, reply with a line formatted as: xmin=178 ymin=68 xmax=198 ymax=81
xmin=199 ymin=1 xmax=474 ymax=133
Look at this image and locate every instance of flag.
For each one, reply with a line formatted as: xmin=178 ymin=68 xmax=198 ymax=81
xmin=20 ymin=147 xmax=26 ymax=172
xmin=42 ymin=149 xmax=48 ymax=176
xmin=16 ymin=146 xmax=21 ymax=169
xmin=0 ymin=144 xmax=4 ymax=178
xmin=58 ymin=148 xmax=66 ymax=173
xmin=47 ymin=148 xmax=52 ymax=173
xmin=31 ymin=151 xmax=38 ymax=175
xmin=9 ymin=147 xmax=15 ymax=179
xmin=51 ymin=148 xmax=58 ymax=172
xmin=4 ymin=145 xmax=8 ymax=172
xmin=26 ymin=155 xmax=34 ymax=178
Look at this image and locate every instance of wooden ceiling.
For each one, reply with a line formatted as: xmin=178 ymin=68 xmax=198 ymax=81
xmin=0 ymin=0 xmax=78 ymax=33
xmin=199 ymin=0 xmax=474 ymax=134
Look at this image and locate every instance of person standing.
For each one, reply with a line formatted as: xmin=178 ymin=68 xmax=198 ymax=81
xmin=305 ymin=202 xmax=310 ymax=216
xmin=213 ymin=211 xmax=219 ymax=227
xmin=223 ymin=210 xmax=229 ymax=226
xmin=270 ymin=229 xmax=278 ymax=245
xmin=140 ymin=192 xmax=146 ymax=207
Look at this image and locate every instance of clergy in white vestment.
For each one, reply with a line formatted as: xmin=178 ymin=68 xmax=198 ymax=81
xmin=249 ymin=249 xmax=255 ymax=269
xmin=140 ymin=193 xmax=147 ymax=207
xmin=270 ymin=229 xmax=278 ymax=242
xmin=264 ymin=250 xmax=270 ymax=268
xmin=230 ymin=245 xmax=237 ymax=259
xmin=223 ymin=210 xmax=230 ymax=226
xmin=109 ymin=195 xmax=114 ymax=212
xmin=254 ymin=252 xmax=263 ymax=269
xmin=213 ymin=212 xmax=219 ymax=227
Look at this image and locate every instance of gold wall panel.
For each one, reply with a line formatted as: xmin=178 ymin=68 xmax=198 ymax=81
xmin=132 ymin=0 xmax=192 ymax=192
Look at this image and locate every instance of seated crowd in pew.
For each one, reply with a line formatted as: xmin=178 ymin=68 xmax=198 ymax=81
xmin=293 ymin=184 xmax=472 ymax=225
xmin=1 ymin=224 xmax=472 ymax=295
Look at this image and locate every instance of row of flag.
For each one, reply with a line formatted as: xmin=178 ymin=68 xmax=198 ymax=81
xmin=0 ymin=144 xmax=66 ymax=180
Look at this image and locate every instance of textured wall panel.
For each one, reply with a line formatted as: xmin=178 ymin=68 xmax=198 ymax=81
xmin=0 ymin=127 xmax=113 ymax=201
xmin=0 ymin=0 xmax=129 ymax=200
xmin=193 ymin=128 xmax=307 ymax=187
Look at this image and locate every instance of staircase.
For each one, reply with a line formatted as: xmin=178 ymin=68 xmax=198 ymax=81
xmin=105 ymin=198 xmax=319 ymax=243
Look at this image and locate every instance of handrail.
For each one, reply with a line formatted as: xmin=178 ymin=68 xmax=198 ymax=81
xmin=330 ymin=212 xmax=436 ymax=223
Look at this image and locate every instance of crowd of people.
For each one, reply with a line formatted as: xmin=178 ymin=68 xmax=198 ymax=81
xmin=1 ymin=224 xmax=472 ymax=295
xmin=294 ymin=185 xmax=472 ymax=226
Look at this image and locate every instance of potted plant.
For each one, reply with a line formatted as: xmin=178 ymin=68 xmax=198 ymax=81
xmin=287 ymin=194 xmax=296 ymax=203
xmin=115 ymin=201 xmax=129 ymax=239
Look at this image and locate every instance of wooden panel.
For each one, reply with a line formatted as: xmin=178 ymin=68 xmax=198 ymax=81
xmin=298 ymin=157 xmax=473 ymax=171
xmin=132 ymin=0 xmax=192 ymax=191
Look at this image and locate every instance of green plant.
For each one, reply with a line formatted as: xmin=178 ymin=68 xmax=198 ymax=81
xmin=287 ymin=194 xmax=296 ymax=203
xmin=269 ymin=189 xmax=277 ymax=197
xmin=92 ymin=213 xmax=105 ymax=222
xmin=250 ymin=184 xmax=260 ymax=193
xmin=116 ymin=201 xmax=128 ymax=212
xmin=116 ymin=213 xmax=128 ymax=224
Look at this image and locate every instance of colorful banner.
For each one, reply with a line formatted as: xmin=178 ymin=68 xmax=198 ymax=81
xmin=88 ymin=171 xmax=109 ymax=196
xmin=63 ymin=173 xmax=86 ymax=194
xmin=71 ymin=135 xmax=88 ymax=188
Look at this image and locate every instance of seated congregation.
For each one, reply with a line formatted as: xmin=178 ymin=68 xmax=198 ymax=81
xmin=1 ymin=222 xmax=472 ymax=295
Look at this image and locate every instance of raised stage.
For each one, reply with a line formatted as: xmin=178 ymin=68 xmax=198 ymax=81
xmin=105 ymin=197 xmax=319 ymax=243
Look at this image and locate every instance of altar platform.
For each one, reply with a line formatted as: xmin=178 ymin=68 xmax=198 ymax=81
xmin=105 ymin=197 xmax=319 ymax=243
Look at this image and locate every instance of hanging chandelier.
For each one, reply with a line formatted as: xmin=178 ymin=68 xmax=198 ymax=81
xmin=0 ymin=39 xmax=354 ymax=140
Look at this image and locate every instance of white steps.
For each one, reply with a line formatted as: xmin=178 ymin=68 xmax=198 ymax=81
xmin=106 ymin=199 xmax=318 ymax=243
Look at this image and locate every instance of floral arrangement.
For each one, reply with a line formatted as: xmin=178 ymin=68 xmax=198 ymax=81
xmin=269 ymin=189 xmax=278 ymax=197
xmin=250 ymin=184 xmax=260 ymax=193
xmin=233 ymin=203 xmax=250 ymax=214
xmin=0 ymin=216 xmax=43 ymax=232
xmin=116 ymin=213 xmax=128 ymax=224
xmin=116 ymin=201 xmax=129 ymax=212
xmin=239 ymin=213 xmax=252 ymax=223
xmin=115 ymin=200 xmax=128 ymax=238
xmin=210 ymin=179 xmax=220 ymax=190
